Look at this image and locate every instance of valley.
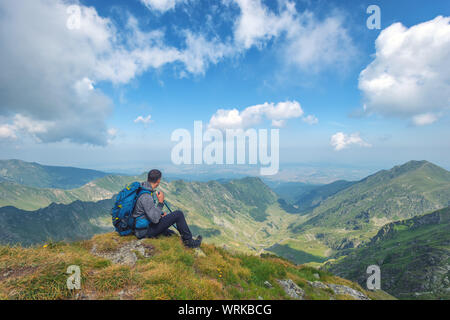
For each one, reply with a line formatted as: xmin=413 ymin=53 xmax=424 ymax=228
xmin=0 ymin=159 xmax=449 ymax=299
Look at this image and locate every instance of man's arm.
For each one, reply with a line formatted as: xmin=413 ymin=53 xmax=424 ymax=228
xmin=140 ymin=193 xmax=164 ymax=224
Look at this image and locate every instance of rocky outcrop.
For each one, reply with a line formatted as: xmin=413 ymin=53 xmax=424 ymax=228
xmin=91 ymin=240 xmax=154 ymax=266
xmin=276 ymin=279 xmax=305 ymax=300
xmin=327 ymin=284 xmax=369 ymax=300
xmin=308 ymin=281 xmax=369 ymax=300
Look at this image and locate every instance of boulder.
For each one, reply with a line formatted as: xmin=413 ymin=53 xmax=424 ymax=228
xmin=276 ymin=279 xmax=305 ymax=300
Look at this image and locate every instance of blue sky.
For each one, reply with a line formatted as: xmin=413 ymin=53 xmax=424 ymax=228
xmin=0 ymin=0 xmax=449 ymax=178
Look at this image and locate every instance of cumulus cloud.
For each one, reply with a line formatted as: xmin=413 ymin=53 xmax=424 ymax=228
xmin=232 ymin=0 xmax=357 ymax=72
xmin=0 ymin=124 xmax=16 ymax=140
xmin=140 ymin=0 xmax=185 ymax=13
xmin=232 ymin=0 xmax=294 ymax=49
xmin=134 ymin=115 xmax=153 ymax=125
xmin=302 ymin=114 xmax=319 ymax=125
xmin=330 ymin=132 xmax=371 ymax=151
xmin=179 ymin=31 xmax=236 ymax=75
xmin=359 ymin=16 xmax=450 ymax=125
xmin=0 ymin=114 xmax=55 ymax=142
xmin=0 ymin=0 xmax=354 ymax=144
xmin=208 ymin=100 xmax=318 ymax=129
xmin=0 ymin=0 xmax=237 ymax=145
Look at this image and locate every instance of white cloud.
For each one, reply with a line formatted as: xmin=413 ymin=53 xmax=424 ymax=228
xmin=359 ymin=16 xmax=450 ymax=125
xmin=330 ymin=132 xmax=371 ymax=151
xmin=0 ymin=0 xmax=236 ymax=145
xmin=134 ymin=115 xmax=153 ymax=125
xmin=232 ymin=0 xmax=357 ymax=72
xmin=232 ymin=0 xmax=294 ymax=49
xmin=283 ymin=12 xmax=356 ymax=73
xmin=179 ymin=31 xmax=236 ymax=75
xmin=12 ymin=114 xmax=52 ymax=135
xmin=302 ymin=114 xmax=318 ymax=125
xmin=0 ymin=124 xmax=16 ymax=140
xmin=140 ymin=0 xmax=185 ymax=13
xmin=411 ymin=113 xmax=439 ymax=126
xmin=0 ymin=114 xmax=54 ymax=142
xmin=0 ymin=0 xmax=352 ymax=145
xmin=271 ymin=119 xmax=286 ymax=128
xmin=208 ymin=100 xmax=304 ymax=129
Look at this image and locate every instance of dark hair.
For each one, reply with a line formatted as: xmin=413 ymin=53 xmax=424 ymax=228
xmin=147 ymin=169 xmax=162 ymax=183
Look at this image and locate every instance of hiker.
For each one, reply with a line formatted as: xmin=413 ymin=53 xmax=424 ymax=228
xmin=132 ymin=169 xmax=202 ymax=248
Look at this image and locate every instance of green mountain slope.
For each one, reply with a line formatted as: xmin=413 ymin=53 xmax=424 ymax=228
xmin=131 ymin=177 xmax=295 ymax=254
xmin=0 ymin=175 xmax=298 ymax=254
xmin=0 ymin=159 xmax=108 ymax=189
xmin=0 ymin=232 xmax=394 ymax=300
xmin=291 ymin=160 xmax=450 ymax=249
xmin=263 ymin=180 xmax=321 ymax=203
xmin=324 ymin=207 xmax=450 ymax=299
xmin=0 ymin=200 xmax=113 ymax=246
xmin=0 ymin=173 xmax=146 ymax=210
xmin=294 ymin=180 xmax=355 ymax=213
xmin=2 ymin=160 xmax=449 ymax=278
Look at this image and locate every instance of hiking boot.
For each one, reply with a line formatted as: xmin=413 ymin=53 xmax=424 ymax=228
xmin=183 ymin=235 xmax=202 ymax=248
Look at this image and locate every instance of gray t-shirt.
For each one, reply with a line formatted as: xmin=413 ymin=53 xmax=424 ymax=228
xmin=132 ymin=181 xmax=164 ymax=224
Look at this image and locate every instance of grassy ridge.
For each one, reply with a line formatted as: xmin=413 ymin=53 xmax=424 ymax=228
xmin=0 ymin=232 xmax=394 ymax=300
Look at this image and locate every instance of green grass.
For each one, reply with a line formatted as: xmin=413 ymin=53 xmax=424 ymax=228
xmin=0 ymin=232 xmax=393 ymax=300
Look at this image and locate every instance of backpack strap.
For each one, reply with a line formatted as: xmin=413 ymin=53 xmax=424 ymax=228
xmin=137 ymin=188 xmax=152 ymax=198
xmin=137 ymin=188 xmax=156 ymax=204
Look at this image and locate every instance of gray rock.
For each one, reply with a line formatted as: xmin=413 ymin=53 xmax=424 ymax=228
xmin=307 ymin=281 xmax=370 ymax=300
xmin=264 ymin=281 xmax=273 ymax=288
xmin=308 ymin=280 xmax=329 ymax=289
xmin=313 ymin=273 xmax=320 ymax=280
xmin=91 ymin=240 xmax=154 ymax=266
xmin=276 ymin=279 xmax=305 ymax=300
xmin=327 ymin=284 xmax=370 ymax=300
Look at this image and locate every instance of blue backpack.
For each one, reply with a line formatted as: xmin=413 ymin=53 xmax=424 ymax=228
xmin=111 ymin=182 xmax=153 ymax=236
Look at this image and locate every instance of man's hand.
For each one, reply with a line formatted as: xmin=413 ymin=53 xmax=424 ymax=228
xmin=156 ymin=191 xmax=165 ymax=203
xmin=161 ymin=212 xmax=167 ymax=217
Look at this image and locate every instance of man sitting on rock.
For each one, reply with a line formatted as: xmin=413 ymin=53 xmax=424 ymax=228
xmin=132 ymin=169 xmax=202 ymax=248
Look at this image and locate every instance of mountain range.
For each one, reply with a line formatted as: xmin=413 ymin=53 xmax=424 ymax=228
xmin=0 ymin=159 xmax=108 ymax=189
xmin=289 ymin=160 xmax=450 ymax=250
xmin=0 ymin=200 xmax=113 ymax=246
xmin=0 ymin=159 xmax=449 ymax=299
